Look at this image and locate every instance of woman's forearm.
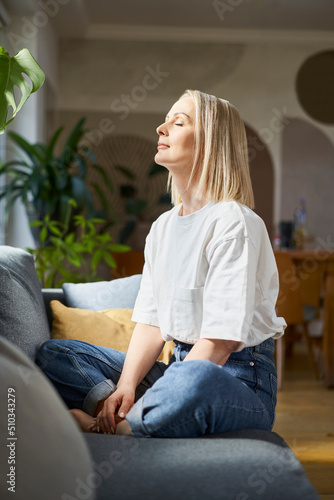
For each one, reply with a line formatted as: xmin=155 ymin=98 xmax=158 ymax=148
xmin=184 ymin=338 xmax=242 ymax=366
xmin=117 ymin=322 xmax=165 ymax=390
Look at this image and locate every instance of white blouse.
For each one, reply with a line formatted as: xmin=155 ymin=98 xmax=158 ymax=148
xmin=132 ymin=201 xmax=286 ymax=349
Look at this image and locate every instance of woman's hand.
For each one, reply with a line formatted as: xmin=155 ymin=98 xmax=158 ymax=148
xmin=91 ymin=385 xmax=135 ymax=434
xmin=89 ymin=323 xmax=164 ymax=434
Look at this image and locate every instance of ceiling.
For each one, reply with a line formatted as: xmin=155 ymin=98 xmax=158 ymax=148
xmin=3 ymin=0 xmax=334 ymax=40
xmin=81 ymin=0 xmax=334 ymax=31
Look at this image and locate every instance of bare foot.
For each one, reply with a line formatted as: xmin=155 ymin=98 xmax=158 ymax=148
xmin=115 ymin=419 xmax=132 ymax=436
xmin=70 ymin=408 xmax=97 ymax=433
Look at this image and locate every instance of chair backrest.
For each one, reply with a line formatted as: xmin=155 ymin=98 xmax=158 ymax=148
xmin=275 ymin=252 xmax=304 ymax=325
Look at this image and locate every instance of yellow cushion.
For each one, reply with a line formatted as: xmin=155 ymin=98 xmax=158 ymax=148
xmin=50 ymin=300 xmax=174 ymax=364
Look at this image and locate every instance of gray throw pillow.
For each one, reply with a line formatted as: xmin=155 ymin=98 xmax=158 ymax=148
xmin=62 ymin=274 xmax=142 ymax=311
xmin=0 ymin=337 xmax=95 ymax=500
xmin=0 ymin=245 xmax=50 ymax=361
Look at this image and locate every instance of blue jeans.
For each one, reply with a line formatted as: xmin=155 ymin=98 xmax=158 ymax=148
xmin=36 ymin=338 xmax=277 ymax=438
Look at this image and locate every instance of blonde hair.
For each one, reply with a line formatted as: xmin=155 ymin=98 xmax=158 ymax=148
xmin=168 ymin=89 xmax=254 ymax=209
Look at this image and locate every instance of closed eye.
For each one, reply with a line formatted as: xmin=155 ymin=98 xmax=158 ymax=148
xmin=175 ymin=123 xmax=183 ymax=126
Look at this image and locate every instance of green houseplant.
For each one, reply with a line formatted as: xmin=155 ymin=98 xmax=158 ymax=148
xmin=0 ymin=46 xmax=45 ymax=134
xmin=0 ymin=117 xmax=113 ymax=226
xmin=28 ymin=205 xmax=130 ymax=288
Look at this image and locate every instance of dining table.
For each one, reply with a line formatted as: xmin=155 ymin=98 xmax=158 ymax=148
xmin=275 ymin=248 xmax=334 ymax=388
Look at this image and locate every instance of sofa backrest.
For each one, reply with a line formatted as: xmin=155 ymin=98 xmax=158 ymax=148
xmin=0 ymin=245 xmax=51 ymax=361
xmin=0 ymin=336 xmax=95 ymax=500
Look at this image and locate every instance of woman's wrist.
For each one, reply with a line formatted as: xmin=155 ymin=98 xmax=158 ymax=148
xmin=116 ymin=378 xmax=137 ymax=392
xmin=184 ymin=338 xmax=240 ymax=366
xmin=117 ymin=322 xmax=165 ymax=391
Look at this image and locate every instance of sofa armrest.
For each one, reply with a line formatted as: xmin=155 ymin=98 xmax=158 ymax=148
xmin=42 ymin=288 xmax=67 ymax=329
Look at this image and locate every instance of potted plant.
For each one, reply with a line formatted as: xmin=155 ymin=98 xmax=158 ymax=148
xmin=28 ymin=202 xmax=130 ymax=288
xmin=0 ymin=117 xmax=114 ymax=230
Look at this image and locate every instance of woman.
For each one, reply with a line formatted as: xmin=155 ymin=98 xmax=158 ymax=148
xmin=37 ymin=89 xmax=286 ymax=437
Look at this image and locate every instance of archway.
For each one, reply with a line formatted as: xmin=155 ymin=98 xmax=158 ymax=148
xmin=245 ymin=124 xmax=274 ymax=236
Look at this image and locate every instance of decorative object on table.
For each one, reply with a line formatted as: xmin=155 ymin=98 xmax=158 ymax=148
xmin=0 ymin=46 xmax=45 ymax=134
xmin=279 ymin=220 xmax=295 ymax=249
xmin=28 ymin=209 xmax=130 ymax=288
xmin=0 ymin=118 xmax=114 ymax=235
xmin=293 ymin=196 xmax=308 ymax=250
xmin=272 ymin=224 xmax=281 ymax=250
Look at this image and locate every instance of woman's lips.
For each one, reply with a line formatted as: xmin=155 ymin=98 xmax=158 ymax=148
xmin=157 ymin=143 xmax=170 ymax=149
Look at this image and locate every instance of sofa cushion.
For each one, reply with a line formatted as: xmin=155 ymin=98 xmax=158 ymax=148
xmin=0 ymin=337 xmax=95 ymax=500
xmin=84 ymin=431 xmax=319 ymax=500
xmin=51 ymin=302 xmax=136 ymax=351
xmin=50 ymin=300 xmax=174 ymax=364
xmin=0 ymin=245 xmax=50 ymax=361
xmin=62 ymin=274 xmax=142 ymax=310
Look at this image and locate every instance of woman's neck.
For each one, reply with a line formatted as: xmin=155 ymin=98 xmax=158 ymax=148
xmin=172 ymin=172 xmax=210 ymax=216
xmin=179 ymin=193 xmax=210 ymax=216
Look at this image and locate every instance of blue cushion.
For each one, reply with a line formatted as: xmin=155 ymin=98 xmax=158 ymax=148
xmin=62 ymin=274 xmax=142 ymax=311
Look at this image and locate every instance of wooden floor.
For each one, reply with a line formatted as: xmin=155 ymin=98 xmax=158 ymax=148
xmin=273 ymin=340 xmax=334 ymax=500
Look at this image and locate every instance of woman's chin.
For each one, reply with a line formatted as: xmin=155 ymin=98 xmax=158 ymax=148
xmin=154 ymin=153 xmax=166 ymax=166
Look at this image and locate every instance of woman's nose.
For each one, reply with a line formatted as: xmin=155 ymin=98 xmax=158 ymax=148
xmin=156 ymin=122 xmax=168 ymax=136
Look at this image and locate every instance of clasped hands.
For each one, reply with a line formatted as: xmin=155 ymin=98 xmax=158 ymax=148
xmin=89 ymin=385 xmax=135 ymax=435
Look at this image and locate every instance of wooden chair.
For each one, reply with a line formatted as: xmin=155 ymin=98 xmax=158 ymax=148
xmin=275 ymin=252 xmax=323 ymax=389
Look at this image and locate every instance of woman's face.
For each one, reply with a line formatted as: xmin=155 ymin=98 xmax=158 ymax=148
xmin=155 ymin=97 xmax=195 ymax=175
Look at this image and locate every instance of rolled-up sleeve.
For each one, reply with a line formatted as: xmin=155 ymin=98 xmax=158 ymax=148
xmin=200 ymin=237 xmax=257 ymax=347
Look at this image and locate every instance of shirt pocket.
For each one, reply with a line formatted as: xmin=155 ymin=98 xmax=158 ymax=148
xmin=173 ymin=286 xmax=204 ymax=339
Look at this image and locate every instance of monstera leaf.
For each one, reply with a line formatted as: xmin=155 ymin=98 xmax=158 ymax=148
xmin=0 ymin=47 xmax=45 ymax=134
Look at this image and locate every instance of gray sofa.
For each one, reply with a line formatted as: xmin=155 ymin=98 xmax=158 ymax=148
xmin=0 ymin=245 xmax=319 ymax=500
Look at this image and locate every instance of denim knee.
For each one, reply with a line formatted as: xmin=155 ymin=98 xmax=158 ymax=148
xmin=36 ymin=339 xmax=86 ymax=370
xmin=36 ymin=339 xmax=64 ymax=373
xmin=152 ymin=359 xmax=222 ymax=411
